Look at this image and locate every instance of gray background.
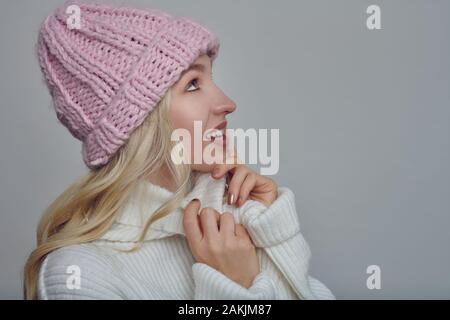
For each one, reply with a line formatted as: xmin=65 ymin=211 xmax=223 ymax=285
xmin=1 ymin=0 xmax=449 ymax=299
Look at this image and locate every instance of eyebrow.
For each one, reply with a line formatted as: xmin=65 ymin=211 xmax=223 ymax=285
xmin=178 ymin=60 xmax=213 ymax=85
xmin=183 ymin=59 xmax=213 ymax=75
xmin=188 ymin=63 xmax=207 ymax=72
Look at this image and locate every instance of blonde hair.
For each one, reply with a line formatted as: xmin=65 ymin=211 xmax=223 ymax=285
xmin=23 ymin=88 xmax=197 ymax=299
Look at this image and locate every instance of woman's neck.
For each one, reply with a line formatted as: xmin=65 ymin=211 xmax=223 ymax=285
xmin=145 ymin=165 xmax=178 ymax=193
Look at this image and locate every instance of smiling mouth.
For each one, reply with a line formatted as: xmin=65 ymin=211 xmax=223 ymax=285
xmin=205 ymin=120 xmax=228 ymax=142
xmin=205 ymin=128 xmax=225 ymax=140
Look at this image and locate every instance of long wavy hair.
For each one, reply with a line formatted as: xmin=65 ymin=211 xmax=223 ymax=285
xmin=23 ymin=87 xmax=198 ymax=299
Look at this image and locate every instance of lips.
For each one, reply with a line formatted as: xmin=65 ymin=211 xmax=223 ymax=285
xmin=205 ymin=120 xmax=227 ymax=144
xmin=213 ymin=120 xmax=227 ymax=131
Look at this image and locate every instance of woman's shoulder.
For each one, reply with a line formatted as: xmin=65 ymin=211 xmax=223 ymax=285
xmin=41 ymin=243 xmax=109 ymax=269
xmin=38 ymin=243 xmax=124 ymax=299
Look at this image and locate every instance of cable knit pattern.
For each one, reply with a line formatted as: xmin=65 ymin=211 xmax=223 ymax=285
xmin=36 ymin=1 xmax=220 ymax=168
xmin=37 ymin=173 xmax=335 ymax=300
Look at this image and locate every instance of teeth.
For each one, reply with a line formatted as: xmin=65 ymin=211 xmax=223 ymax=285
xmin=213 ymin=130 xmax=223 ymax=138
xmin=206 ymin=129 xmax=224 ymax=140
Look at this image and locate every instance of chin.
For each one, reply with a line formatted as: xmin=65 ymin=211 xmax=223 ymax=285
xmin=191 ymin=163 xmax=216 ymax=173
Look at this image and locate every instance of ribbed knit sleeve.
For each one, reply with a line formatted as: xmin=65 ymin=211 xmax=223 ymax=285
xmin=237 ymin=187 xmax=336 ymax=300
xmin=238 ymin=187 xmax=301 ymax=248
xmin=38 ymin=244 xmax=126 ymax=300
xmin=191 ymin=263 xmax=278 ymax=300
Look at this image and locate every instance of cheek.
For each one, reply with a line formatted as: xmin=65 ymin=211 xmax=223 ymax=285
xmin=169 ymin=102 xmax=211 ymax=162
xmin=170 ymin=102 xmax=210 ymax=140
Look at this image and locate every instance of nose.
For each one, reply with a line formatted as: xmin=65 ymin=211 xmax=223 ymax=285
xmin=213 ymin=101 xmax=237 ymax=116
xmin=210 ymin=84 xmax=237 ymax=116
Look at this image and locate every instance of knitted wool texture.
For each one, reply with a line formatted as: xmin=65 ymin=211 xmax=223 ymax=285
xmin=36 ymin=1 xmax=220 ymax=169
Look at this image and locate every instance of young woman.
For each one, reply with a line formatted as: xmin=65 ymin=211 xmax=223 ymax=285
xmin=24 ymin=1 xmax=335 ymax=300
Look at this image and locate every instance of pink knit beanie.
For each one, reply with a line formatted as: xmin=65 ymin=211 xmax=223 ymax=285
xmin=37 ymin=0 xmax=220 ymax=169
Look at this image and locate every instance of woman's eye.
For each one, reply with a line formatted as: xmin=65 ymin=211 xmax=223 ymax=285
xmin=186 ymin=79 xmax=199 ymax=92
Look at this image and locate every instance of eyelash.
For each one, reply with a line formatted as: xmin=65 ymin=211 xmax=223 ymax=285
xmin=186 ymin=73 xmax=213 ymax=93
xmin=186 ymin=78 xmax=200 ymax=93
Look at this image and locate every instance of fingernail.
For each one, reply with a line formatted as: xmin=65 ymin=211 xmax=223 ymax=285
xmin=229 ymin=193 xmax=235 ymax=205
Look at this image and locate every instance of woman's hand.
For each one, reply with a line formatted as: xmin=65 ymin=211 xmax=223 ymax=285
xmin=212 ymin=162 xmax=278 ymax=208
xmin=183 ymin=199 xmax=260 ymax=289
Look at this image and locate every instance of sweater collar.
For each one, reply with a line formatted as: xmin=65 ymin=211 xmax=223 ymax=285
xmin=97 ymin=172 xmax=227 ymax=243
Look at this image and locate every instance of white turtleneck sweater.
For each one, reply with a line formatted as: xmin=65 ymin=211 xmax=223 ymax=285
xmin=37 ymin=173 xmax=335 ymax=300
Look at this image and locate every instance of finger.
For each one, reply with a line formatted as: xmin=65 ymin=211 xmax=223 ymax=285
xmin=183 ymin=199 xmax=202 ymax=243
xmin=199 ymin=207 xmax=220 ymax=239
xmin=198 ymin=210 xmax=220 ymax=234
xmin=219 ymin=212 xmax=236 ymax=237
xmin=234 ymin=223 xmax=250 ymax=239
xmin=206 ymin=208 xmax=221 ymax=229
xmin=227 ymin=167 xmax=251 ymax=205
xmin=237 ymin=173 xmax=257 ymax=207
xmin=214 ymin=210 xmax=221 ymax=230
xmin=212 ymin=162 xmax=238 ymax=180
xmin=211 ymin=150 xmax=242 ymax=180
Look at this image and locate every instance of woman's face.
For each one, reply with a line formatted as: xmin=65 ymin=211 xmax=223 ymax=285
xmin=169 ymin=54 xmax=237 ymax=172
